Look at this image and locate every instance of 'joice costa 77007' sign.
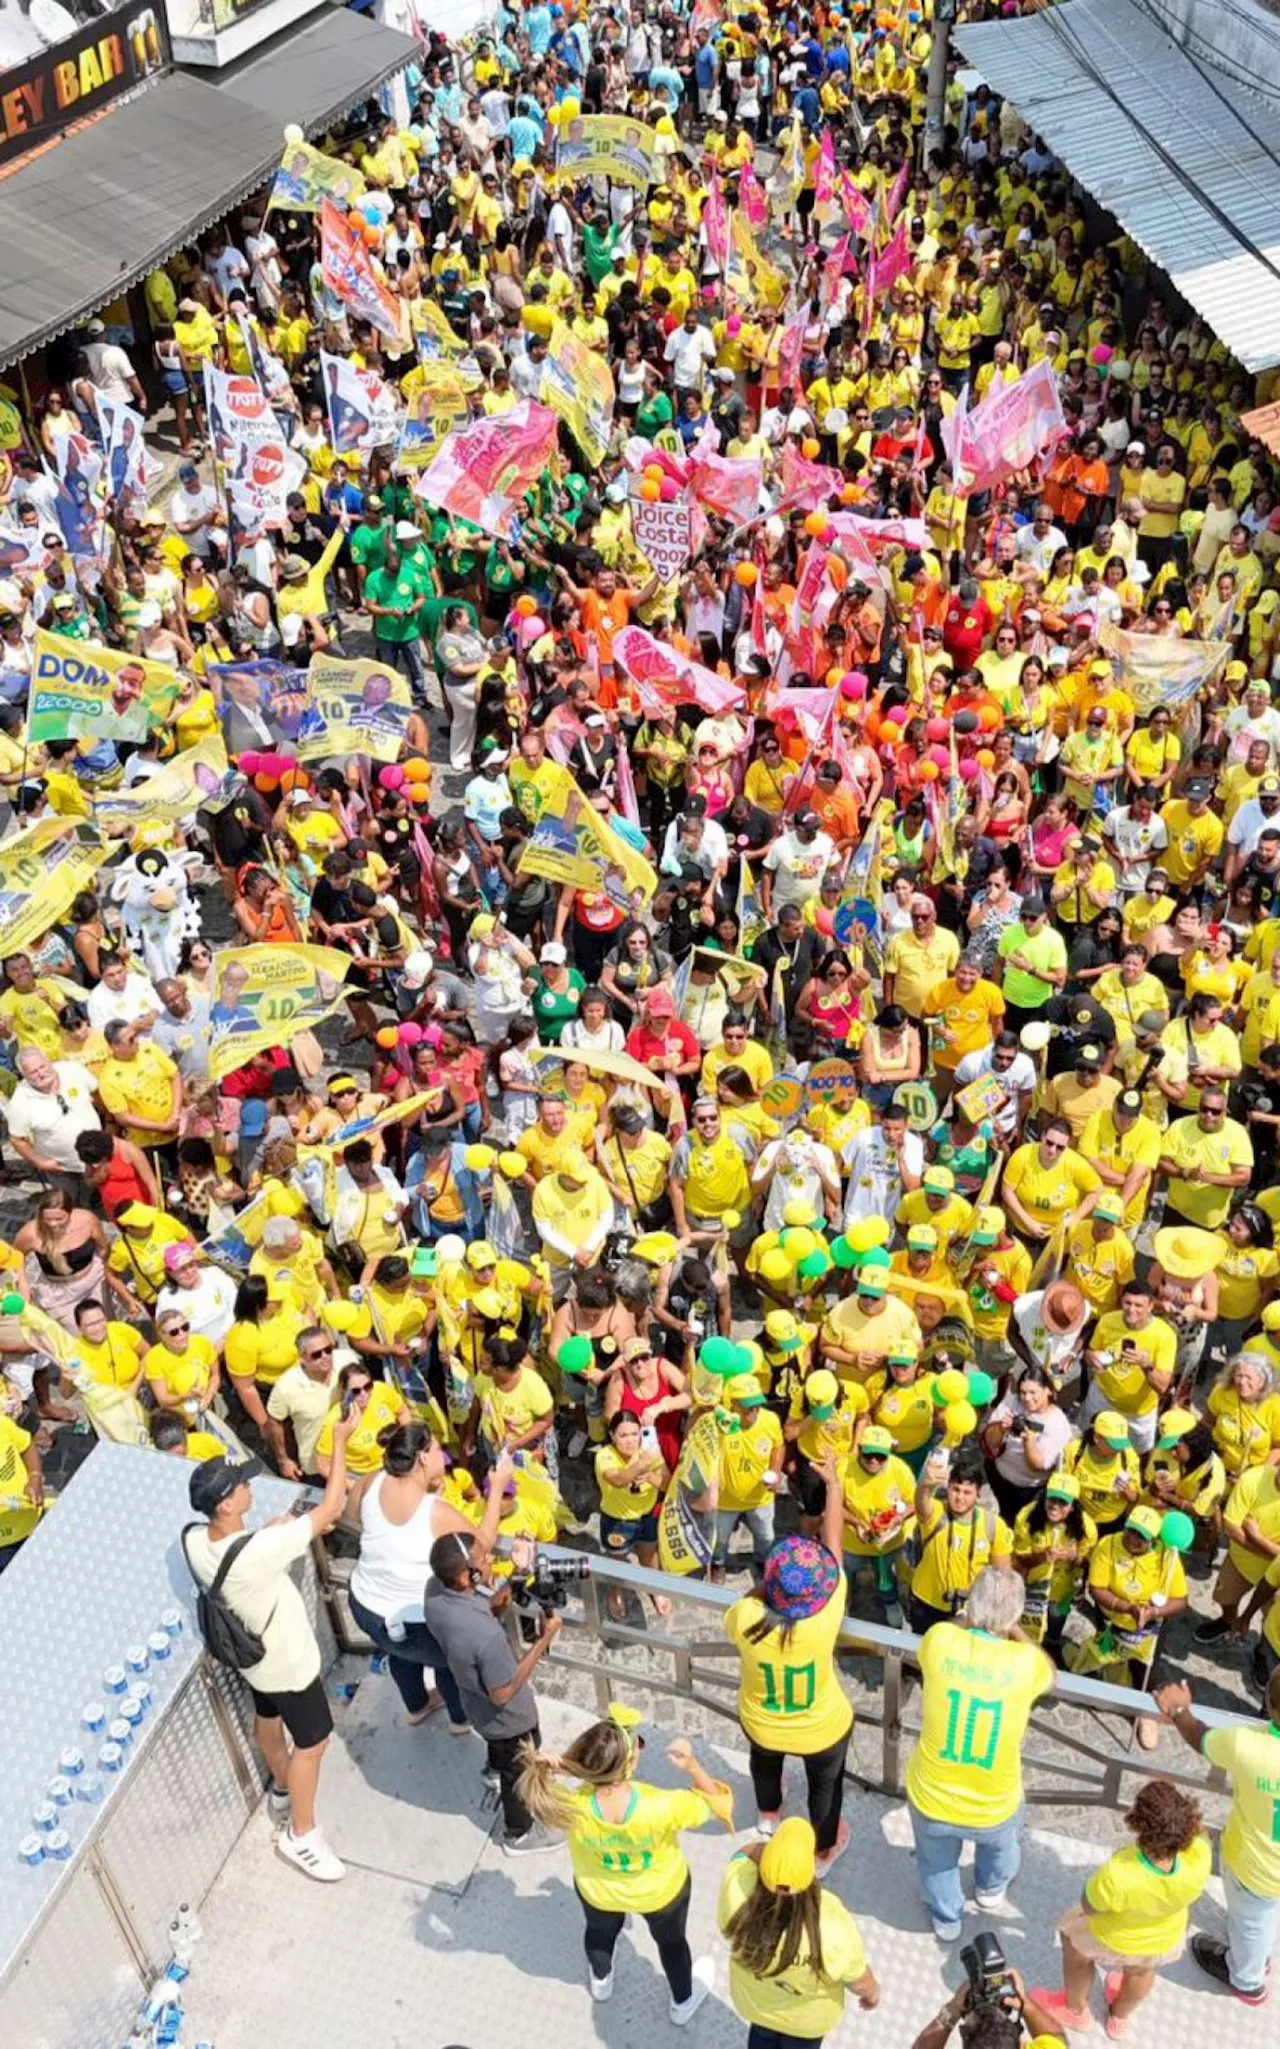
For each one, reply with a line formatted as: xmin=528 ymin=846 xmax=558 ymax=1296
xmin=0 ymin=4 xmax=168 ymax=164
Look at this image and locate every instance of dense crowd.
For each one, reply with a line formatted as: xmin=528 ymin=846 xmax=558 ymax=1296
xmin=2 ymin=0 xmax=1280 ymax=2039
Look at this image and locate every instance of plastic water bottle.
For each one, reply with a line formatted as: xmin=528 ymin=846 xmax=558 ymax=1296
xmin=76 ymin=1773 xmax=104 ymax=1805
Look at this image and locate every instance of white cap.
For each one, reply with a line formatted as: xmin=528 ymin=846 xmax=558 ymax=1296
xmin=540 ymin=941 xmax=568 ymax=964
xmin=401 ymin=948 xmax=435 ymax=989
xmin=395 ymin=520 xmax=419 ymax=540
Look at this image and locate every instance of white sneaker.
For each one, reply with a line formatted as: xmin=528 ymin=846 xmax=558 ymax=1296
xmin=670 ymin=1956 xmax=714 ymax=2026
xmin=276 ymin=1826 xmax=345 ymax=1883
xmin=566 ymin=1428 xmax=589 ymax=1460
xmin=974 ymin=1887 xmax=1008 ymax=1911
xmin=755 ymin=1811 xmax=781 ymax=1837
xmin=589 ymin=1966 xmax=615 ymax=2003
xmin=502 ymin=1822 xmax=563 ymax=1856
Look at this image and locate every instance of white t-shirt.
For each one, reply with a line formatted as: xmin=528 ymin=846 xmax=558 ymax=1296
xmin=87 ymin=972 xmax=162 ymax=1031
xmin=841 ymin=1126 xmax=924 ymax=1227
xmin=1103 ymin=806 xmax=1168 ymax=891
xmin=156 ymin=1267 xmax=239 ymax=1348
xmin=184 ymin=1515 xmax=319 ymax=1694
xmin=1011 ymin=1290 xmax=1085 ymax=1385
xmin=953 ymin=1046 xmax=1036 ymax=1138
xmin=5 ymin=1059 xmax=100 ymax=1169
xmin=763 ymin=828 xmax=836 ymax=910
xmin=169 ymin=482 xmax=219 ymax=557
xmin=664 ymin=323 xmax=716 ymax=389
xmin=989 ymin=1390 xmax=1076 ymax=1487
xmin=83 ymin=341 xmax=138 ymax=404
xmin=350 ymin=1476 xmax=451 ymax=1621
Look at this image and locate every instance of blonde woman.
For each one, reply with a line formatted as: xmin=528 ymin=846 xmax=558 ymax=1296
xmin=516 ymin=1708 xmax=731 ymax=2023
xmin=718 ymin=1817 xmax=880 ymax=2046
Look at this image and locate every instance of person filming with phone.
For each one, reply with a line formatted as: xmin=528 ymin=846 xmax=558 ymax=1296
xmin=910 ymin=1941 xmax=1066 ymax=2048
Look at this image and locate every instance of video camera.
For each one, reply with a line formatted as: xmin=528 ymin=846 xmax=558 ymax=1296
xmin=958 ymin=1933 xmax=1018 ymax=2031
xmin=508 ymin=1550 xmax=592 ymax=1640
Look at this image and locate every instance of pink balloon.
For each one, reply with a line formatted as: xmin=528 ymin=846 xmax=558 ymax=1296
xmin=929 ymin=744 xmax=950 ymax=770
xmin=725 ymin=315 xmax=742 ymax=336
xmin=885 ymin=706 xmax=909 ymax=728
xmin=958 ymin=757 xmax=980 ymax=782
xmin=380 ymin=763 xmax=406 ymax=789
xmin=659 ymin=477 xmax=679 ymax=502
xmin=516 ymin=615 xmax=545 ymax=648
xmin=925 ymin=717 xmax=949 ymax=744
xmin=841 ymin=671 xmax=868 ymax=701
xmin=237 ymin=750 xmax=263 ymax=775
xmin=815 ymin=907 xmax=835 ymax=936
xmin=397 ymin=1022 xmax=424 ymax=1046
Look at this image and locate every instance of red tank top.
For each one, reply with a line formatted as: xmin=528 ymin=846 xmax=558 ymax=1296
xmin=100 ymin=1147 xmax=151 ymax=1220
xmin=617 ymin=1373 xmax=683 ymax=1474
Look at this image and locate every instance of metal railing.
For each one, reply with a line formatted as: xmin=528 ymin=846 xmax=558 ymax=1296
xmin=539 ymin=1549 xmax=1242 ymax=1814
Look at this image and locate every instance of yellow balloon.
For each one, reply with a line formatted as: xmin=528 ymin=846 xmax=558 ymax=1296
xmin=760 ymin=1249 xmax=792 ymax=1284
xmin=934 ymin=1368 xmax=969 ymax=1405
xmin=321 ymin=1300 xmax=360 ymax=1335
xmin=846 ymin=1216 xmax=891 ymax=1254
xmin=942 ymin=1399 xmax=978 ymax=1444
xmin=561 ymin=95 xmax=581 ymax=120
xmin=781 ymin=1227 xmax=819 ymax=1263
xmin=464 ymin=1144 xmax=497 ymax=1173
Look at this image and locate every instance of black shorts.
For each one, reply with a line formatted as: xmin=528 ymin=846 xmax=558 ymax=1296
xmin=249 ymin=1675 xmax=333 ymax=1749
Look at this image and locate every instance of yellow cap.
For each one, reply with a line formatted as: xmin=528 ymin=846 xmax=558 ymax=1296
xmin=759 ymin=1816 xmax=817 ymax=1893
xmin=470 ymin=1286 xmax=504 ymax=1320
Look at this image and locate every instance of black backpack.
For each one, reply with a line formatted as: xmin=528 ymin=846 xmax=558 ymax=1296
xmin=181 ymin=1524 xmax=275 ymax=1671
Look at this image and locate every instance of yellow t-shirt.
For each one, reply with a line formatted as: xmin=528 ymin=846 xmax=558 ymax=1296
xmin=1077 ymin=1105 xmax=1162 ymax=1227
xmin=911 ymin=1500 xmax=1013 ymax=1613
xmin=1087 ymin=1532 xmax=1187 ymax=1639
xmin=595 ymin=1445 xmax=662 ymax=1522
xmin=1238 ymin=970 xmax=1280 ymax=1066
xmin=563 ymin=1782 xmax=717 ymax=1914
xmin=0 ymin=983 xmax=63 ymax=1056
xmin=718 ymin=1410 xmax=784 ymax=1511
xmin=1159 ymin=799 xmax=1223 ymax=885
xmin=315 ymin=1381 xmax=403 ymax=1473
xmin=789 ymin=1384 xmax=868 ymax=1468
xmin=1083 ymin=1837 xmax=1212 ymax=1956
xmin=1223 ymin=1463 xmax=1280 ymax=1584
xmin=1206 ymin=1383 xmax=1280 ymax=1477
xmin=472 ymin=1365 xmax=553 ymax=1451
xmin=98 ymin=1044 xmax=179 ymax=1149
xmin=1162 ymin=1113 xmax=1253 ymax=1230
xmin=865 ymin=1371 xmax=938 ymax=1454
xmin=1002 ymin=1143 xmax=1101 ymax=1229
xmin=823 ymin=1295 xmax=922 ymax=1376
xmin=1203 ymin=1721 xmax=1280 ymax=1897
xmin=841 ymin=1450 xmax=917 ymax=1556
xmin=1090 ymin=1309 xmax=1177 ymax=1416
xmin=905 ymin=1622 xmax=1053 ymax=1827
xmin=718 ymin=1854 xmax=869 ymax=2037
xmin=76 ymin=1322 xmax=146 ymax=1388
xmin=701 ymin=1039 xmax=774 ymax=1094
xmin=144 ymin=1333 xmax=217 ymax=1404
xmin=1062 ymin=1439 xmax=1141 ymax=1526
xmin=223 ymin=1303 xmax=305 ymax=1388
xmin=895 ymin=1190 xmax=975 ymax=1259
xmin=923 ymin=975 xmax=1005 ymax=1069
xmin=724 ymin=1579 xmax=853 ymax=1753
xmin=1064 ymin=1218 xmax=1135 ymax=1314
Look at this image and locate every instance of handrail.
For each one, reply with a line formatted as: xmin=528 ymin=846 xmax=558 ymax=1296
xmin=538 ymin=1547 xmax=1249 ymax=1811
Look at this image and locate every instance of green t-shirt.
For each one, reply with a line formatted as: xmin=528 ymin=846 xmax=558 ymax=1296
xmin=997 ymin=920 xmax=1068 ymax=1009
xmin=582 ymin=222 xmax=618 ymax=288
xmin=636 ymin=390 xmax=674 ymax=440
xmin=364 ymin=564 xmax=427 ymax=644
xmin=349 ymin=522 xmax=388 ymax=573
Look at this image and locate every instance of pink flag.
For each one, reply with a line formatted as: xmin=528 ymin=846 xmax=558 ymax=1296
xmin=612 ymin=624 xmax=745 ymax=714
xmin=820 ymin=235 xmax=852 ymax=316
xmin=688 ymin=451 xmax=762 ymax=525
xmin=776 ymin=441 xmax=843 ymax=514
xmin=778 ymin=313 xmax=807 ymax=394
xmin=875 ymin=217 xmax=912 ymax=295
xmin=940 ymin=358 xmax=1067 ymax=495
xmin=821 ymin=513 xmax=882 ymax=577
xmin=320 ymin=197 xmax=402 ymax=342
xmin=704 ymin=170 xmax=730 ymax=274
xmin=883 ymin=161 xmax=910 ymax=231
xmin=614 ymin=732 xmax=640 ymax=826
xmin=840 ymin=171 xmax=876 ymax=242
xmin=749 ymin=542 xmax=769 ymax=658
xmin=814 ymin=131 xmax=838 ymax=218
xmin=791 ymin=544 xmax=832 ymax=633
xmin=414 ymin=400 xmax=560 ymax=537
xmin=739 ymin=163 xmax=768 ymax=231
xmin=838 ymin=512 xmax=929 ymax=550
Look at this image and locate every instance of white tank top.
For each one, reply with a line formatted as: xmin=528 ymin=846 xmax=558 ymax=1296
xmin=350 ymin=1476 xmax=448 ymax=1620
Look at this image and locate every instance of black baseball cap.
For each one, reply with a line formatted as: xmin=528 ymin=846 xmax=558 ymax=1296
xmin=1185 ymin=777 xmax=1213 ymax=800
xmin=189 ymin=1453 xmax=263 ymax=1515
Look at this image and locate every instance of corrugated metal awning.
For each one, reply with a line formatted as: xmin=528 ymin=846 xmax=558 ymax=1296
xmin=955 ymin=0 xmax=1280 ymax=373
xmin=0 ymin=10 xmax=416 ymax=369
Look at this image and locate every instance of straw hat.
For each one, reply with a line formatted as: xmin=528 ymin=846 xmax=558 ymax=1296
xmin=1153 ymin=1226 xmax=1226 ymax=1280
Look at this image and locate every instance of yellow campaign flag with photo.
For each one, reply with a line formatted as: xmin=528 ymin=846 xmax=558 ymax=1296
xmin=725 ymin=212 xmax=788 ymax=309
xmin=413 ymin=301 xmax=486 ymax=382
xmin=87 ymin=735 xmax=231 ymax=831
xmin=553 ymin=114 xmax=658 ymax=191
xmin=27 ymin=630 xmax=182 ymax=747
xmin=297 ymin=653 xmax=413 ymax=764
xmin=516 ymin=759 xmax=656 ymax=909
xmin=541 ymin=323 xmax=616 ymax=468
xmin=208 ymin=944 xmax=351 ymax=1082
xmin=657 ymin=1410 xmax=722 ymax=1577
xmin=0 ymin=818 xmax=111 ymax=959
xmin=270 ymin=137 xmax=367 ymax=213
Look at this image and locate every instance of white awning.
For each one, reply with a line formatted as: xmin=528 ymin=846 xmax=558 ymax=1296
xmin=955 ymin=0 xmax=1280 ymax=372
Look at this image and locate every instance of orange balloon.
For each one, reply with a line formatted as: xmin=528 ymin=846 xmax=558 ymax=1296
xmin=278 ymin=767 xmax=309 ymax=794
xmin=375 ymin=1027 xmax=399 ymax=1050
xmin=864 ymin=714 xmax=880 ymax=744
xmin=253 ymin=772 xmax=277 ymax=793
xmin=640 ymin=479 xmax=661 ymax=502
xmin=644 ymin=463 xmax=665 ymax=481
xmin=977 ymin=703 xmax=1002 ymax=730
xmin=515 ymin=594 xmax=538 ymax=618
xmin=976 ymin=747 xmax=996 ymax=769
xmin=917 ymin=758 xmax=940 ymax=781
xmin=826 ymin=665 xmax=843 ymax=687
xmin=402 ymin=757 xmax=430 ymax=778
xmin=406 ymin=781 xmax=430 ymax=805
xmin=734 ymin=561 xmax=758 ymax=587
xmin=802 ymin=438 xmax=821 ymax=460
xmin=804 ymin=510 xmax=828 ymax=538
xmin=840 ymin=483 xmax=859 ymax=505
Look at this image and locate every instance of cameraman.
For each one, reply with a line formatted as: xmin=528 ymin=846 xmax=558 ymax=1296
xmin=423 ymin=1530 xmax=563 ymax=1857
xmin=911 ymin=1965 xmax=1065 ymax=2048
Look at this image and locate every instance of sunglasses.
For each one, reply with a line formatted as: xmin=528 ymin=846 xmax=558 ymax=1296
xmin=305 ymin=1342 xmax=335 ymax=1357
xmin=165 ymin=1320 xmax=190 ymax=1334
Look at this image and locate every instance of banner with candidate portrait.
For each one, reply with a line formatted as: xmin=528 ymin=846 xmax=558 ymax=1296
xmin=209 ymin=657 xmax=310 ymax=754
xmin=553 ymin=113 xmax=658 ymax=191
xmin=1096 ymin=619 xmax=1230 ymax=716
xmin=540 ymin=323 xmax=615 ymax=468
xmin=516 ymin=759 xmax=656 ymax=911
xmin=0 ymin=819 xmax=112 ymax=959
xmin=413 ymin=400 xmax=560 ymax=540
xmin=296 ymin=653 xmax=413 ymax=765
xmin=319 ymin=350 xmax=401 ymax=457
xmin=26 ymin=630 xmax=181 ymax=746
xmin=203 ymin=363 xmax=306 ymax=533
xmin=269 ymin=137 xmax=366 ymax=213
xmin=96 ymin=394 xmax=156 ymax=514
xmin=319 ymin=196 xmax=403 ymax=344
xmin=208 ymin=944 xmax=351 ymax=1082
xmin=86 ymin=735 xmax=231 ymax=830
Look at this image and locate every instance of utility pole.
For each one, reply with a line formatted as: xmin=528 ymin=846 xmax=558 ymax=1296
xmin=923 ymin=0 xmax=958 ymax=170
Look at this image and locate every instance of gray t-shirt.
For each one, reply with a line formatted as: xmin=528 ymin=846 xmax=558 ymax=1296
xmin=421 ymin=1579 xmax=537 ymax=1739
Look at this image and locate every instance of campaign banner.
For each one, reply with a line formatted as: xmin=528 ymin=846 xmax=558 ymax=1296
xmin=540 ymin=323 xmax=615 ymax=468
xmin=52 ymin=428 xmax=104 ymax=562
xmin=688 ymin=450 xmax=762 ymax=525
xmin=97 ymin=394 xmax=154 ymax=512
xmin=0 ymin=2 xmax=167 ymax=168
xmin=554 ymin=114 xmax=658 ymax=191
xmin=413 ymin=304 xmax=484 ymax=382
xmin=840 ymin=171 xmax=876 ymax=242
xmin=704 ymin=171 xmax=730 ymax=273
xmin=515 ymin=760 xmax=656 ymax=911
xmin=209 ymin=658 xmax=310 ymax=752
xmin=296 ymin=654 xmax=413 ymax=765
xmin=320 ymin=350 xmax=400 ymax=456
xmin=776 ymin=441 xmax=843 ymax=515
xmin=872 ymin=217 xmax=912 ymax=297
xmin=208 ymin=944 xmax=351 ymax=1082
xmin=725 ymin=211 xmax=787 ymax=308
xmin=631 ymin=496 xmax=692 ymax=584
xmin=941 ymin=357 xmax=1067 ymax=495
xmin=203 ymin=363 xmax=305 ymax=532
xmin=269 ymin=137 xmax=366 ymax=213
xmin=87 ymin=735 xmax=231 ymax=829
xmin=1096 ymin=620 xmax=1230 ymax=716
xmin=27 ymin=631 xmax=180 ymax=746
xmin=738 ymin=163 xmax=768 ymax=231
xmin=657 ymin=1410 xmax=721 ymax=1577
xmin=413 ymin=401 xmax=559 ymax=540
xmin=320 ymin=196 xmax=403 ymax=343
xmin=0 ymin=819 xmax=111 ymax=959
xmin=612 ymin=624 xmax=745 ymax=716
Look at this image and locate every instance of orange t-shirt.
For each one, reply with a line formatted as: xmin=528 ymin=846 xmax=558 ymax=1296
xmin=581 ymin=589 xmax=634 ymax=701
xmin=812 ymin=787 xmax=860 ymax=843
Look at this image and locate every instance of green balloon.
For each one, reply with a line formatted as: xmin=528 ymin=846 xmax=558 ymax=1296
xmin=1160 ymin=1510 xmax=1195 ymax=1553
xmin=965 ymin=1370 xmax=996 ymax=1409
xmin=830 ymin=1235 xmax=858 ymax=1269
xmin=556 ymin=1336 xmax=593 ymax=1375
xmin=860 ymin=1246 xmax=891 ymax=1271
xmin=721 ymin=1343 xmax=756 ymax=1380
xmin=796 ymin=1250 xmax=828 ymax=1280
xmin=0 ymin=1291 xmax=23 ymax=1316
xmin=699 ymin=1335 xmax=737 ymax=1374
